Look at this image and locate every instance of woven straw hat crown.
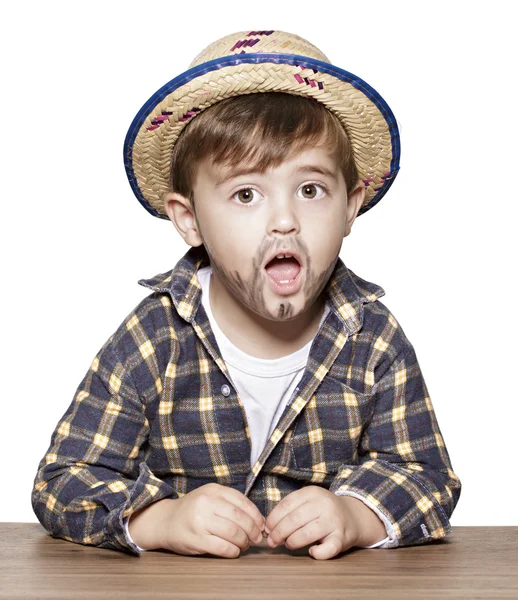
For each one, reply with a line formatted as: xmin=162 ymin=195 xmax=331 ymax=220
xmin=124 ymin=30 xmax=400 ymax=220
xmin=188 ymin=30 xmax=331 ymax=68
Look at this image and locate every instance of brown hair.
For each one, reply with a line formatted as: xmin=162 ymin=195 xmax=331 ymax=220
xmin=168 ymin=92 xmax=359 ymax=213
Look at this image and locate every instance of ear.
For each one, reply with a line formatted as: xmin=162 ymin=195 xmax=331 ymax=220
xmin=163 ymin=191 xmax=204 ymax=247
xmin=344 ymin=180 xmax=366 ymax=237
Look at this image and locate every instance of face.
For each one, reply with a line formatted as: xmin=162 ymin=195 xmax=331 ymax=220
xmin=164 ymin=146 xmax=365 ymax=327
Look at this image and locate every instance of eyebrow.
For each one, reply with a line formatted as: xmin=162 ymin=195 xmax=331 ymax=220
xmin=215 ymin=164 xmax=338 ymax=187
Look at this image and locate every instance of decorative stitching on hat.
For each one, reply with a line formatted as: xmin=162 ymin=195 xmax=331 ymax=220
xmin=230 ymin=38 xmax=261 ymax=51
xmin=178 ymin=107 xmax=202 ymax=122
xmin=373 ymin=171 xmax=395 ymax=191
xmin=293 ymin=72 xmax=324 ymax=89
xmin=365 ymin=171 xmax=395 ymax=191
xmin=146 ymin=107 xmax=201 ymax=131
xmin=231 ymin=31 xmax=274 ymax=52
xmin=247 ymin=30 xmax=274 ymax=36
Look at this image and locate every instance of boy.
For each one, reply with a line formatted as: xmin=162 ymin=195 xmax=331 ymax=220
xmin=31 ymin=30 xmax=462 ymax=560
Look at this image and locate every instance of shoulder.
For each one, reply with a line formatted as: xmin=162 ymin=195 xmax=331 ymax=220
xmin=98 ymin=292 xmax=182 ymax=392
xmin=110 ymin=292 xmax=177 ymax=346
xmin=360 ymin=298 xmax=415 ymax=383
xmin=345 ymin=268 xmax=415 ymax=381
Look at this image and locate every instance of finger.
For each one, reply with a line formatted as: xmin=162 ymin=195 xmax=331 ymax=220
xmin=215 ymin=499 xmax=263 ymax=544
xmin=309 ymin=532 xmax=344 ymax=560
xmin=268 ymin=500 xmax=319 ymax=547
xmin=208 ymin=513 xmax=250 ymax=551
xmin=266 ymin=490 xmax=311 ymax=540
xmin=218 ymin=486 xmax=265 ymax=532
xmin=283 ymin=518 xmax=329 ymax=551
xmin=201 ymin=533 xmax=242 ymax=559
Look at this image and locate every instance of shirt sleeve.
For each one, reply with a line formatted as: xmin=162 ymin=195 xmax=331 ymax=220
xmin=31 ymin=335 xmax=177 ymax=557
xmin=329 ymin=344 xmax=462 ymax=549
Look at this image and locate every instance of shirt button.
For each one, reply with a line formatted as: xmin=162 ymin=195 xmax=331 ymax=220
xmin=221 ymin=384 xmax=231 ymax=396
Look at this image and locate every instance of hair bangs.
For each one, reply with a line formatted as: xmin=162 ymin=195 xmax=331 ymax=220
xmin=169 ymin=92 xmax=358 ymax=211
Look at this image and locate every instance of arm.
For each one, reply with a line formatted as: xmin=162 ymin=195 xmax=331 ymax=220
xmin=330 ymin=344 xmax=462 ymax=548
xmin=123 ymin=499 xmax=180 ymax=551
xmin=124 ymin=515 xmax=147 ymax=552
xmin=31 ymin=336 xmax=177 ymax=556
xmin=338 ymin=496 xmax=390 ymax=548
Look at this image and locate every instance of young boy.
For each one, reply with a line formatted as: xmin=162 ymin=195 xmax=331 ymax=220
xmin=31 ymin=30 xmax=462 ymax=560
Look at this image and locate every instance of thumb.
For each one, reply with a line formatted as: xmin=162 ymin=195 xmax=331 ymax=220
xmin=309 ymin=532 xmax=344 ymax=560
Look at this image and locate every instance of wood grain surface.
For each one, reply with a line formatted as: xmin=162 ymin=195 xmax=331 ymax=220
xmin=0 ymin=524 xmax=517 ymax=599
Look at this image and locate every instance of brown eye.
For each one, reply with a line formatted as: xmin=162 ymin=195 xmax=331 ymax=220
xmin=301 ymin=185 xmax=317 ymax=199
xmin=299 ymin=183 xmax=326 ymax=200
xmin=235 ymin=188 xmax=255 ymax=204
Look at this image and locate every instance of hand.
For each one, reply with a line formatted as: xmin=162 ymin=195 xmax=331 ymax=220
xmin=154 ymin=483 xmax=265 ymax=558
xmin=264 ymin=486 xmax=385 ymax=560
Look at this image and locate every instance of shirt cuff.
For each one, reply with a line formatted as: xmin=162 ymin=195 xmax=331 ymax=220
xmin=334 ymin=490 xmax=399 ymax=549
xmin=361 ymin=535 xmax=390 ymax=549
xmin=124 ymin=515 xmax=146 ymax=552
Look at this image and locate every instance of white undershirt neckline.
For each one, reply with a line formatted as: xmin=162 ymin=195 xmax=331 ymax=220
xmin=199 ymin=266 xmax=321 ymax=377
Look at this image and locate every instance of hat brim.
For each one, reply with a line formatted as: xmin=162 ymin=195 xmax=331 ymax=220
xmin=123 ymin=53 xmax=400 ymax=219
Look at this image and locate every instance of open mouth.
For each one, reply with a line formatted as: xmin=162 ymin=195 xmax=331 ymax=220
xmin=264 ymin=256 xmax=302 ymax=285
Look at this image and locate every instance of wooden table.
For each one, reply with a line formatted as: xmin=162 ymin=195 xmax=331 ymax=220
xmin=0 ymin=524 xmax=517 ymax=599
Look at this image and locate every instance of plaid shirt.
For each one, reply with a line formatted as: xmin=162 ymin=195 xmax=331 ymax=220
xmin=32 ymin=245 xmax=461 ymax=556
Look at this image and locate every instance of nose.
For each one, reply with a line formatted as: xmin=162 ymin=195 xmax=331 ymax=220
xmin=266 ymin=195 xmax=301 ymax=236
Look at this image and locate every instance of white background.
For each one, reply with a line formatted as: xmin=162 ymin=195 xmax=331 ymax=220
xmin=1 ymin=0 xmax=516 ymax=528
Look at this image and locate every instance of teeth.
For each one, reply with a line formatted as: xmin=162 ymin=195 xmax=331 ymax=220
xmin=270 ymin=252 xmax=299 ymax=284
xmin=274 ymin=253 xmax=297 ymax=261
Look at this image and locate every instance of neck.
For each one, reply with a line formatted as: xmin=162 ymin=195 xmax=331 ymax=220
xmin=208 ymin=271 xmax=326 ymax=359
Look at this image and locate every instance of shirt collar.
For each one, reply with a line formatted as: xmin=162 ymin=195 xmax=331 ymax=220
xmin=137 ymin=245 xmax=385 ymax=336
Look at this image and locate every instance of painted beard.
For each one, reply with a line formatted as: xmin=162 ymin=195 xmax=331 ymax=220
xmin=204 ymin=239 xmax=338 ymax=321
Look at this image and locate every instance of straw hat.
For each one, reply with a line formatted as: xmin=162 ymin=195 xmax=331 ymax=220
xmin=123 ymin=30 xmax=400 ymax=220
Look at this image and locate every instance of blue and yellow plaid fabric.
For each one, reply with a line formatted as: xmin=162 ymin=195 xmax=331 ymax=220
xmin=32 ymin=245 xmax=461 ymax=556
